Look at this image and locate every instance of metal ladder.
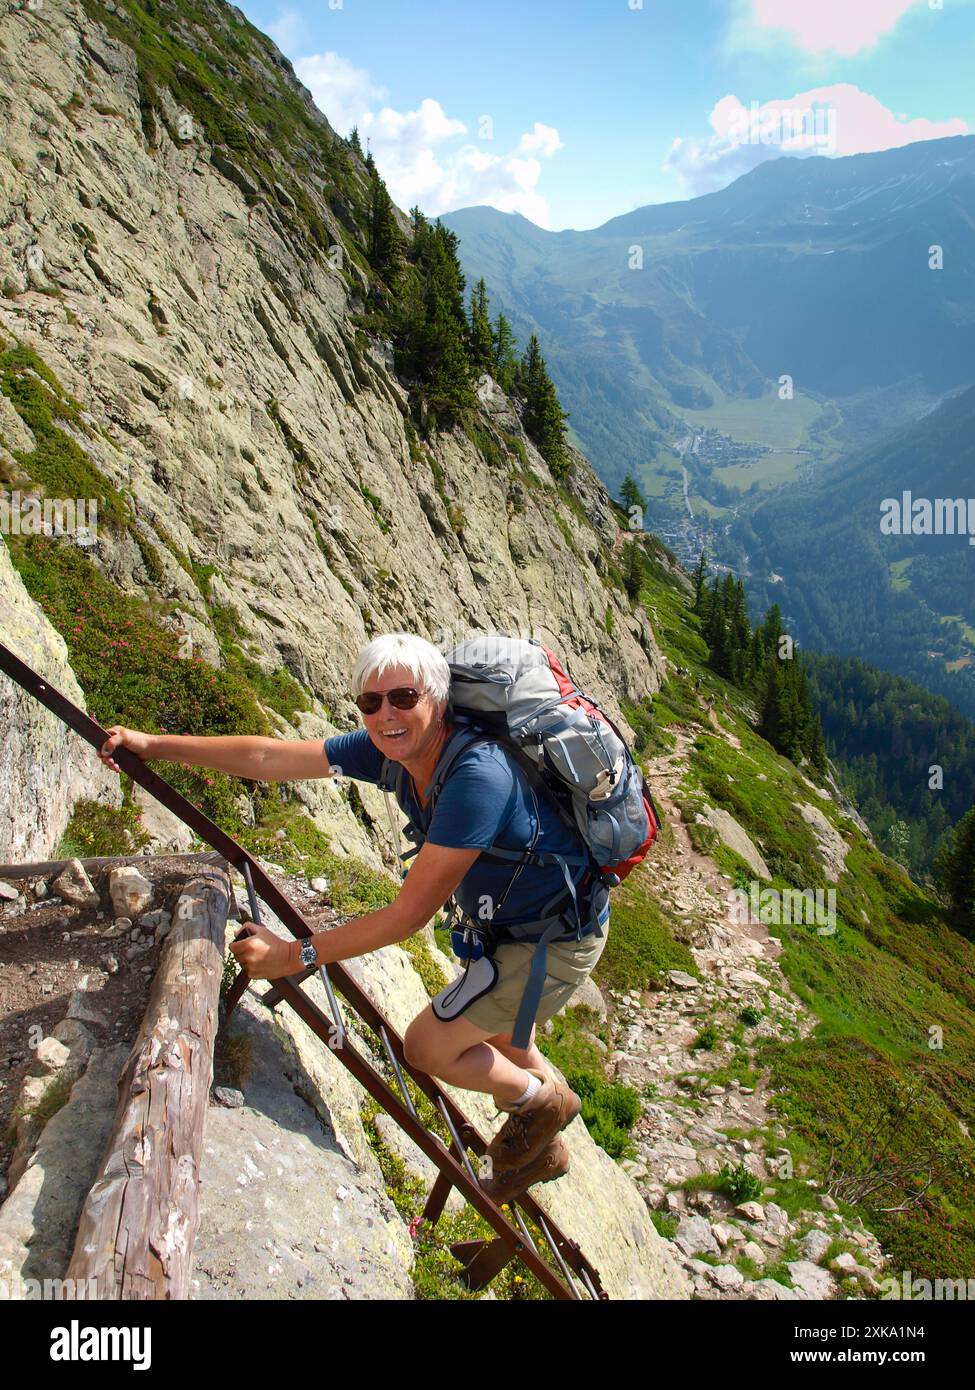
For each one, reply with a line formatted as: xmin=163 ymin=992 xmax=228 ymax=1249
xmin=0 ymin=640 xmax=608 ymax=1300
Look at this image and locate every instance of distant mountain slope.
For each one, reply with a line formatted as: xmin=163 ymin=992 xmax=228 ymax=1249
xmin=443 ymin=137 xmax=975 ymax=515
xmin=737 ymin=383 xmax=975 ymax=720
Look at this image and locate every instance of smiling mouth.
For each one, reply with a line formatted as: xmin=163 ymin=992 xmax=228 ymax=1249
xmin=381 ymin=728 xmax=408 ymax=740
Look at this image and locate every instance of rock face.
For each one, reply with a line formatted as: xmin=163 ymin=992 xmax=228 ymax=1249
xmin=0 ymin=1045 xmax=129 ymax=1291
xmin=696 ymin=807 xmax=770 ymax=881
xmin=798 ymin=803 xmax=850 ymax=882
xmin=0 ymin=542 xmax=121 ymax=863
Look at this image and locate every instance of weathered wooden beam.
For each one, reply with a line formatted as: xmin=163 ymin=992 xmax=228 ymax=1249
xmin=66 ymin=864 xmax=231 ymax=1299
xmin=0 ymin=851 xmax=227 ymax=881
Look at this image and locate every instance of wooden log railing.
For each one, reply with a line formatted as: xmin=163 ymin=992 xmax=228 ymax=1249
xmin=65 ymin=864 xmax=231 ymax=1299
xmin=0 ymin=850 xmax=227 ymax=882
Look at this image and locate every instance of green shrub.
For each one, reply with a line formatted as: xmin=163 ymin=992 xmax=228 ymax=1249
xmin=7 ymin=538 xmax=274 ymax=832
xmin=0 ymin=342 xmax=128 ymax=529
xmin=56 ymin=797 xmax=152 ymax=859
xmin=717 ymin=1162 xmax=764 ymax=1204
xmin=565 ymin=1069 xmax=641 ymax=1161
xmin=692 ymin=1022 xmax=720 ymax=1051
xmin=239 ymin=805 xmax=397 ymax=916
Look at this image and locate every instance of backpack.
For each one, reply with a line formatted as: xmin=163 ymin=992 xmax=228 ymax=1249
xmin=377 ymin=634 xmax=661 ymax=1049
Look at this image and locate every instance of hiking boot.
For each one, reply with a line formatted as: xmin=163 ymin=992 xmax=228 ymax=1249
xmin=480 ymin=1135 xmax=570 ymax=1204
xmin=485 ymin=1067 xmax=581 ymax=1173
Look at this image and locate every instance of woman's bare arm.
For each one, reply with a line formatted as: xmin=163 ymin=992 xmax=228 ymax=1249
xmin=98 ymin=728 xmax=334 ymax=782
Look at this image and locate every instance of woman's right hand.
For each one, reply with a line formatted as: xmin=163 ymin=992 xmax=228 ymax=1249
xmin=99 ymin=725 xmax=152 ymax=774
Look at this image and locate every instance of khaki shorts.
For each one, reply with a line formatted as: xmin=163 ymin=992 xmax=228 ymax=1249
xmin=431 ymin=921 xmax=608 ymax=1037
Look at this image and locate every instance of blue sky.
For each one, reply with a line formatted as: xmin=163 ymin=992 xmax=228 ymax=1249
xmin=237 ymin=0 xmax=974 ymax=230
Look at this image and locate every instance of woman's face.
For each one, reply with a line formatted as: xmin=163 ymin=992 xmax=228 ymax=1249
xmin=359 ymin=663 xmax=444 ymax=765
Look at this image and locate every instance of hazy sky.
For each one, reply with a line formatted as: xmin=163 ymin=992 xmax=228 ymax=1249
xmin=236 ymin=0 xmax=974 ymax=230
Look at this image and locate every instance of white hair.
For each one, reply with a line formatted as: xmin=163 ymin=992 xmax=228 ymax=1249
xmin=352 ymin=632 xmax=451 ymax=707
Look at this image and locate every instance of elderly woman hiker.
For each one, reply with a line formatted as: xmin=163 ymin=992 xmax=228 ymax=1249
xmin=98 ymin=632 xmax=613 ymax=1202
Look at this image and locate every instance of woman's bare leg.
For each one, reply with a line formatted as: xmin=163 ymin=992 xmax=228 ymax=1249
xmin=486 ymin=1028 xmax=548 ymax=1076
xmin=403 ymin=1006 xmax=540 ymax=1104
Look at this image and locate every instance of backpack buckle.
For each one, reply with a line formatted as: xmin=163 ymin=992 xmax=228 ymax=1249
xmin=451 ymin=918 xmax=494 ymax=962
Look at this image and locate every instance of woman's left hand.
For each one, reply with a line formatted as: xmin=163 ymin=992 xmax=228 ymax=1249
xmin=229 ymin=923 xmax=296 ymax=979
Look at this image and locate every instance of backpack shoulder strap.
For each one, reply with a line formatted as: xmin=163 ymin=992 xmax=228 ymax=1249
xmin=422 ymin=722 xmax=491 ymax=803
xmin=378 ymin=722 xmax=492 ymax=857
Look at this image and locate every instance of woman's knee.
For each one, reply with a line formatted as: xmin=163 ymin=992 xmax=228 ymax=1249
xmin=403 ymin=1016 xmax=435 ymax=1069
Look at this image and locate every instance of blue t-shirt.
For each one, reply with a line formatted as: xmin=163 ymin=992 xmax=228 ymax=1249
xmin=324 ymin=727 xmax=609 ymax=933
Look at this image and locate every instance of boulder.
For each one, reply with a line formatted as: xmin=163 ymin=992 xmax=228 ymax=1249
xmin=51 ymin=859 xmax=99 ymax=909
xmin=108 ymin=865 xmax=154 ymax=918
xmin=695 ymin=807 xmax=770 ymax=880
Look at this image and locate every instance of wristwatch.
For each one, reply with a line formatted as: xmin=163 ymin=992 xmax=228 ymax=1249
xmin=298 ymin=937 xmax=318 ymax=969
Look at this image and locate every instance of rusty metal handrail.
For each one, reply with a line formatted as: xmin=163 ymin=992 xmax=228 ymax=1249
xmin=0 ymin=640 xmax=608 ymax=1299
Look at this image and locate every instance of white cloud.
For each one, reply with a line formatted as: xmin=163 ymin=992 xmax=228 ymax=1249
xmin=664 ymin=84 xmax=968 ymax=195
xmin=729 ymin=0 xmax=928 ymax=57
xmin=294 ymin=51 xmax=563 ymax=225
xmin=294 ymin=51 xmax=389 ymax=136
xmin=266 ymin=6 xmax=308 ymax=56
xmin=517 ymin=123 xmax=565 ymax=158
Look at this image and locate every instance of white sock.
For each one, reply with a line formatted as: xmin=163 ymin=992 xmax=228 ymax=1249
xmin=512 ymin=1073 xmax=542 ymax=1109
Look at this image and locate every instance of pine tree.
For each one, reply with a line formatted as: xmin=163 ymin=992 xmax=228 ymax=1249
xmin=692 ymin=550 xmax=708 ymax=614
xmin=348 ymin=126 xmax=364 ymax=158
xmin=703 ymin=576 xmax=733 ymax=679
xmin=759 ymin=658 xmax=785 ymax=749
xmin=492 ymin=312 xmax=518 ymax=393
xmin=730 ymin=577 xmax=751 ymax=683
xmin=620 ymin=475 xmax=646 ymax=514
xmin=367 ymin=170 xmax=403 ymax=287
xmin=468 ymin=277 xmax=496 ymax=374
xmin=762 ymin=604 xmax=785 ymax=659
xmin=809 ymin=715 xmax=829 ymax=776
xmin=936 ymin=807 xmax=975 ymax=935
xmin=521 ymin=334 xmax=569 ymax=479
xmin=623 ymin=538 xmax=646 ymax=600
xmin=392 ymin=216 xmax=477 ymax=430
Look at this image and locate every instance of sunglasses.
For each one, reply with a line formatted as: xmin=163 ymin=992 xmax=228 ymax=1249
xmin=355 ymin=686 xmax=422 ymax=715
